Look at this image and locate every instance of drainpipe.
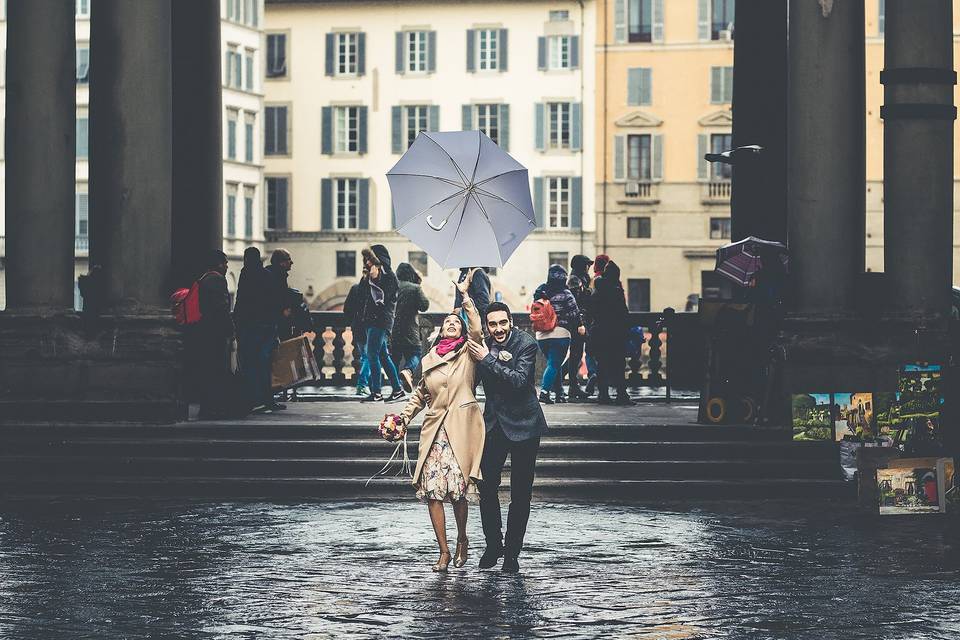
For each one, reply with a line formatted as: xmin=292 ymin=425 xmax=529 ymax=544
xmin=601 ymin=0 xmax=608 ymax=253
xmin=578 ymin=0 xmax=585 ymax=256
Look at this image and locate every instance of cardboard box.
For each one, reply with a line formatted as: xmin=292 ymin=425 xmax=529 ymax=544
xmin=271 ymin=335 xmax=320 ymax=390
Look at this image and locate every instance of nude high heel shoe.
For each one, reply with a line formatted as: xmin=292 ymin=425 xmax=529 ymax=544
xmin=432 ymin=549 xmax=452 ymax=572
xmin=453 ymin=537 xmax=469 ymax=568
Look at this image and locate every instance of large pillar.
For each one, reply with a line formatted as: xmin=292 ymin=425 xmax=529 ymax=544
xmin=731 ymin=0 xmax=787 ymax=243
xmin=786 ymin=0 xmax=864 ymax=314
xmin=882 ymin=0 xmax=954 ymax=322
xmin=90 ymin=0 xmax=173 ymax=313
xmin=172 ymin=0 xmax=223 ymax=288
xmin=4 ymin=1 xmax=76 ymax=311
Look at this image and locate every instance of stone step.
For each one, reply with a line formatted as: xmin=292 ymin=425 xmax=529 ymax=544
xmin=0 ymin=475 xmax=853 ymax=500
xmin=0 ymin=455 xmax=840 ymax=481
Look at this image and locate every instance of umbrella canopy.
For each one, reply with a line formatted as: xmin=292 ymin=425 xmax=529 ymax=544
xmin=715 ymin=236 xmax=788 ymax=287
xmin=387 ymin=130 xmax=535 ymax=269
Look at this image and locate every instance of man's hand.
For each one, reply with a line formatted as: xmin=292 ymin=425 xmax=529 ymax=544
xmin=369 ymin=264 xmax=380 ymax=280
xmin=454 ymin=268 xmax=478 ymax=296
xmin=578 ymin=325 xmax=586 ymax=336
xmin=467 ymin=339 xmax=489 ymax=362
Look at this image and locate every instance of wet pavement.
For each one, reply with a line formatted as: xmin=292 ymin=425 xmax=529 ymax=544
xmin=1 ymin=499 xmax=958 ymax=639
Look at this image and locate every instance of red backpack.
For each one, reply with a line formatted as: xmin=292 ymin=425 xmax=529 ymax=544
xmin=530 ymin=298 xmax=558 ymax=333
xmin=170 ymin=272 xmax=215 ymax=326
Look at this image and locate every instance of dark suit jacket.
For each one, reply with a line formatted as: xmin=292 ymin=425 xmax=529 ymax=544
xmin=477 ymin=328 xmax=548 ymax=442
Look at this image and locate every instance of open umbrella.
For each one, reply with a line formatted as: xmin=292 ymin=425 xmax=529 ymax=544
xmin=386 ymin=130 xmax=535 ymax=269
xmin=715 ymin=236 xmax=788 ymax=287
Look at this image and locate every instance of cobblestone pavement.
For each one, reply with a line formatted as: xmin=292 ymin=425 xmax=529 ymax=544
xmin=1 ymin=499 xmax=958 ymax=639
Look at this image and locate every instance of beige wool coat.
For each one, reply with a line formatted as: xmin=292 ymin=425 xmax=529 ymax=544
xmin=399 ymin=295 xmax=485 ymax=489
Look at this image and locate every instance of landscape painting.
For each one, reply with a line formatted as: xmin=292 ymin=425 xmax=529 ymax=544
xmin=792 ymin=393 xmax=833 ymax=441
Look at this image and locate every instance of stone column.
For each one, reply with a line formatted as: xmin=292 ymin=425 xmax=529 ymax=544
xmin=89 ymin=0 xmax=173 ymax=313
xmin=786 ymin=0 xmax=864 ymax=314
xmin=731 ymin=0 xmax=787 ymax=243
xmin=171 ymin=0 xmax=223 ymax=288
xmin=882 ymin=0 xmax=954 ymax=322
xmin=4 ymin=1 xmax=76 ymax=311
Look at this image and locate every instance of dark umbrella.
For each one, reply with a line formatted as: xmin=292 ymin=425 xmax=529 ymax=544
xmin=715 ymin=236 xmax=788 ymax=287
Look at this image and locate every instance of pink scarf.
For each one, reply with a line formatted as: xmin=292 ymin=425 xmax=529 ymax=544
xmin=435 ymin=336 xmax=465 ymax=357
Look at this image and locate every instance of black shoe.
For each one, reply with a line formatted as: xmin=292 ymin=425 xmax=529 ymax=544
xmin=538 ymin=391 xmax=554 ymax=405
xmin=554 ymin=393 xmax=568 ymax=404
xmin=615 ymin=396 xmax=636 ymax=406
xmin=478 ymin=546 xmax=503 ymax=569
xmin=501 ymin=555 xmax=520 ymax=573
xmin=361 ymin=393 xmax=383 ymax=402
xmin=597 ymin=395 xmax=613 ymax=405
xmin=568 ymin=387 xmax=588 ymax=402
xmin=385 ymin=389 xmax=406 ymax=402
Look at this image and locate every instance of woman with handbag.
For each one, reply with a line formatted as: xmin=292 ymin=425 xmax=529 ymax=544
xmin=392 ymin=269 xmax=485 ymax=572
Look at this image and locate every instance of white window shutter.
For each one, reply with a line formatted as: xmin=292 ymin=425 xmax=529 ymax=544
xmin=697 ymin=134 xmax=708 ymax=180
xmin=614 ymin=135 xmax=626 ymax=181
xmin=698 ymin=0 xmax=711 ymax=41
xmin=652 ymin=134 xmax=663 ymax=181
xmin=614 ymin=0 xmax=627 ymax=44
xmin=653 ymin=0 xmax=664 ymax=43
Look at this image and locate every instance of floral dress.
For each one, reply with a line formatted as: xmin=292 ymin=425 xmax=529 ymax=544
xmin=415 ymin=426 xmax=479 ymax=504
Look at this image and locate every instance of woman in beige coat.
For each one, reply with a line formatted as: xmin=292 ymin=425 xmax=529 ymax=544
xmin=396 ymin=270 xmax=485 ymax=572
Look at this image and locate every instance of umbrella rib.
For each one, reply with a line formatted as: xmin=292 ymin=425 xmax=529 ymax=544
xmin=474 ymin=168 xmax=527 ymax=188
xmin=472 ymin=195 xmax=506 ymax=267
xmin=474 ymin=187 xmax=537 ymax=224
xmin=421 ymin=132 xmax=469 ymax=187
xmin=469 ymin=130 xmax=482 ymax=185
xmin=387 ymin=172 xmax=466 ymax=189
xmin=441 ymin=194 xmax=472 ymax=268
xmin=395 ymin=188 xmax=469 ymax=232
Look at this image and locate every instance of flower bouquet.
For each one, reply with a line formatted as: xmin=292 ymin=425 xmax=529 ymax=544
xmin=378 ymin=413 xmax=406 ymax=442
xmin=367 ymin=414 xmax=412 ymax=486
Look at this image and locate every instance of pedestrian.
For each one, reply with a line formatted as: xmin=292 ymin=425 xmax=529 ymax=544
xmin=532 ymin=264 xmax=585 ymax=404
xmin=233 ymin=247 xmax=280 ymax=414
xmin=566 ymin=256 xmax=595 ymax=401
xmin=394 ymin=263 xmax=430 ymax=393
xmin=583 ymin=253 xmax=611 ymax=396
xmin=262 ymin=248 xmax=296 ymax=411
xmin=343 ymin=273 xmax=371 ymax=397
xmin=359 ymin=245 xmax=405 ymax=402
xmin=591 ymin=260 xmax=634 ymax=405
xmin=468 ymin=300 xmax=549 ymax=573
xmin=186 ymin=249 xmax=235 ymax=419
xmin=454 ymin=266 xmax=491 ymax=321
xmin=593 ymin=254 xmax=610 ymax=284
xmin=396 ymin=271 xmax=485 ymax=571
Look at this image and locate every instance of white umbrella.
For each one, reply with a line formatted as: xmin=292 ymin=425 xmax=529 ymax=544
xmin=386 ymin=130 xmax=535 ymax=269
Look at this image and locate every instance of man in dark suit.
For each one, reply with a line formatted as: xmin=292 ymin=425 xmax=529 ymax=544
xmin=468 ymin=301 xmax=548 ymax=573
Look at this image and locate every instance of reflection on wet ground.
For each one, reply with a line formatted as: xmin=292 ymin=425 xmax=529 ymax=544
xmin=0 ymin=500 xmax=958 ymax=639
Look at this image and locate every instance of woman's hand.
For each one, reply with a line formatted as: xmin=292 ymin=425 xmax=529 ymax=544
xmin=454 ymin=268 xmax=478 ymax=296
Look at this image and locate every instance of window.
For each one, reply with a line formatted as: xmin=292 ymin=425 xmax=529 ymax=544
xmin=227 ymin=0 xmax=242 ymax=22
xmin=76 ymin=0 xmax=89 ymax=17
xmin=245 ymin=50 xmax=255 ymax=90
xmin=335 ymin=106 xmax=361 ymax=153
xmin=627 ymin=279 xmax=651 ymax=312
xmin=547 ymin=102 xmax=571 ymax=149
xmin=226 ymin=185 xmax=238 ymax=236
xmin=627 ymin=134 xmax=651 ymax=181
xmin=548 ymin=252 xmax=569 ymax=270
xmin=547 ymin=36 xmax=570 ymax=70
xmin=245 ymin=113 xmax=255 ymax=162
xmin=76 ymin=46 xmax=89 ymax=84
xmin=226 ymin=109 xmax=238 ymax=160
xmin=710 ymin=217 xmax=731 ymax=240
xmin=247 ymin=0 xmax=259 ymax=27
xmin=710 ymin=133 xmax=733 ymax=180
xmin=549 ymin=10 xmax=569 ymax=21
xmin=337 ymin=251 xmax=357 ymax=278
xmin=265 ymin=176 xmax=289 ymax=230
xmin=76 ymin=109 xmax=88 ymax=159
xmin=879 ymin=0 xmax=885 ymax=35
xmin=337 ymin=32 xmax=359 ymax=75
xmin=547 ymin=177 xmax=570 ymax=229
xmin=628 ymin=0 xmax=652 ymax=42
xmin=710 ymin=66 xmax=734 ymax=104
xmin=627 ymin=217 xmax=651 ymax=238
xmin=404 ymin=105 xmax=429 ymax=150
xmin=406 ymin=31 xmax=428 ymax=73
xmin=475 ymin=104 xmax=500 ymax=145
xmin=712 ymin=0 xmax=735 ymax=40
xmin=409 ymin=251 xmax=428 ymax=276
xmin=335 ymin=178 xmax=359 ymax=230
xmin=477 ymin=29 xmax=499 ymax=71
xmin=225 ymin=45 xmax=242 ymax=88
xmin=75 ymin=188 xmax=89 ymax=251
xmin=266 ymin=34 xmax=287 ymax=78
xmin=243 ymin=186 xmax=255 ymax=239
xmin=265 ymin=105 xmax=288 ymax=155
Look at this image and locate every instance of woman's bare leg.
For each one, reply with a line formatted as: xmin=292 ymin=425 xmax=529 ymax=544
xmin=428 ymin=499 xmax=451 ymax=569
xmin=452 ymin=497 xmax=468 ymax=541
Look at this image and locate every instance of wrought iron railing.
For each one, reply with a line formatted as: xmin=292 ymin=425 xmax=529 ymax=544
xmin=308 ymin=309 xmax=705 ymax=392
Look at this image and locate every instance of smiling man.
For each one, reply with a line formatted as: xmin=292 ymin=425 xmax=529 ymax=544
xmin=467 ymin=302 xmax=548 ymax=573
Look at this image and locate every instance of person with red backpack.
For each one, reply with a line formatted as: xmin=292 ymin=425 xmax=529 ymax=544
xmin=531 ymin=264 xmax=585 ymax=404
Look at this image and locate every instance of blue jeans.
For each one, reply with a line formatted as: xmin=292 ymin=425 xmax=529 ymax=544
xmin=356 ymin=341 xmax=397 ymax=389
xmin=237 ymin=324 xmax=277 ymax=407
xmin=393 ymin=346 xmax=421 ymax=375
xmin=366 ymin=326 xmax=402 ymax=394
xmin=538 ymin=338 xmax=570 ymax=394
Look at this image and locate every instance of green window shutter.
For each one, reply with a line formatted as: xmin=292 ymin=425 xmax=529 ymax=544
xmin=537 ymin=37 xmax=546 ymax=71
xmin=358 ymin=106 xmax=368 ymax=155
xmin=614 ymin=0 xmax=626 ymax=43
xmin=570 ymin=177 xmax=582 ymax=229
xmin=534 ymin=103 xmax=545 ymax=151
xmin=698 ymin=0 xmax=710 ymax=40
xmin=428 ymin=105 xmax=439 ymax=131
xmin=395 ymin=32 xmax=404 ymax=74
xmin=652 ymin=134 xmax=663 ymax=181
xmin=392 ymin=106 xmax=402 ymax=154
xmin=76 ymin=117 xmax=89 ymax=158
xmin=321 ymin=107 xmax=332 ymax=155
xmin=571 ymin=102 xmax=582 ymax=151
xmin=697 ymin=134 xmax=708 ymax=180
xmin=466 ymin=29 xmax=475 ymax=72
xmin=653 ymin=0 xmax=664 ymax=42
xmin=627 ymin=68 xmax=642 ymax=106
xmin=533 ymin=177 xmax=544 ymax=227
xmin=499 ymin=104 xmax=510 ymax=151
xmin=325 ymin=33 xmax=334 ymax=76
xmin=498 ymin=28 xmax=508 ymax=71
xmin=462 ymin=104 xmax=472 ymax=131
xmin=614 ymin=135 xmax=625 ymax=181
xmin=321 ymin=179 xmax=333 ymax=229
xmin=428 ymin=31 xmax=437 ymax=72
xmin=879 ymin=0 xmax=885 ymax=35
xmin=570 ymin=35 xmax=580 ymax=69
xmin=358 ymin=178 xmax=370 ymax=229
xmin=723 ymin=67 xmax=733 ymax=103
xmin=357 ymin=33 xmax=366 ymax=75
xmin=710 ymin=66 xmax=722 ymax=104
xmin=641 ymin=68 xmax=652 ymax=105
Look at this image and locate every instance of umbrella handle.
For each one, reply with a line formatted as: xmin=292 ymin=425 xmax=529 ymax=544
xmin=426 ymin=215 xmax=448 ymax=231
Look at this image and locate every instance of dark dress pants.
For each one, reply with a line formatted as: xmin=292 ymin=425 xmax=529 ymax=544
xmin=479 ymin=424 xmax=541 ymax=559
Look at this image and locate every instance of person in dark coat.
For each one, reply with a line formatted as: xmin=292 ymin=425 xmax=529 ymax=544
xmin=468 ymin=301 xmax=549 ymax=573
xmin=233 ymin=247 xmax=281 ymax=412
xmin=532 ymin=264 xmax=584 ymax=404
xmin=591 ymin=261 xmax=633 ymax=405
xmin=343 ymin=276 xmax=371 ymax=396
xmin=393 ymin=262 xmax=430 ymax=389
xmin=454 ymin=266 xmax=491 ymax=320
xmin=359 ymin=245 xmax=405 ymax=402
xmin=187 ymin=249 xmax=235 ymax=418
xmin=565 ymin=273 xmax=594 ymax=400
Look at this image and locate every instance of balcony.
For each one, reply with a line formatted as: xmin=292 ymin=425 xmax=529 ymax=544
xmin=702 ymin=180 xmax=732 ymax=203
xmin=620 ymin=180 xmax=658 ymax=204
